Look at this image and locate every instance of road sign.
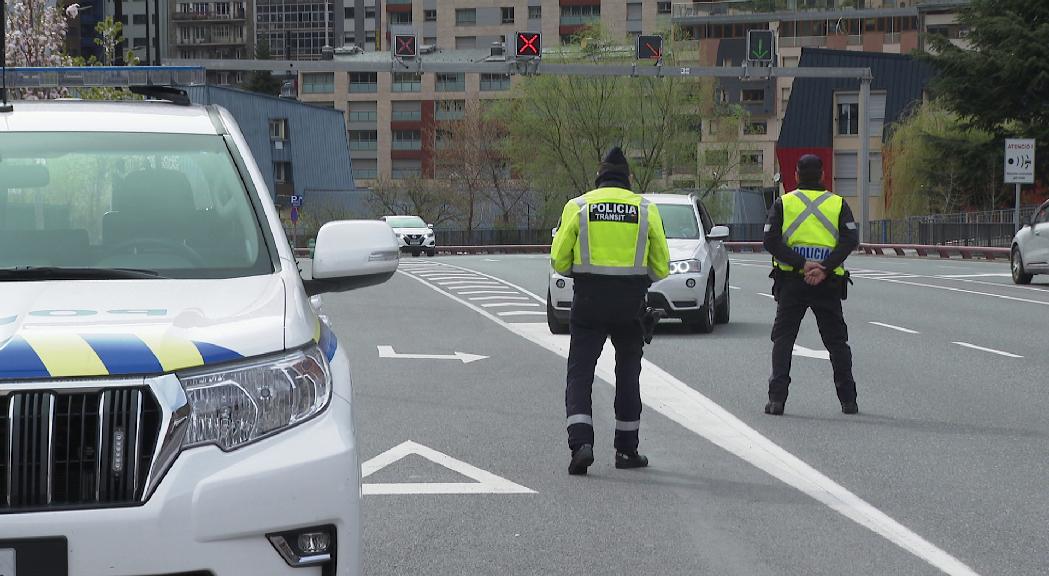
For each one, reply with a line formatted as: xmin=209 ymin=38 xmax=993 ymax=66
xmin=290 ymin=194 xmax=303 ymax=208
xmin=636 ymin=34 xmax=663 ymax=60
xmin=747 ymin=30 xmax=775 ymax=65
xmin=515 ymin=32 xmax=541 ymax=59
xmin=394 ymin=34 xmax=417 ymax=58
xmin=1004 ymin=138 xmax=1035 ymax=184
xmin=290 ymin=206 xmax=299 ymax=223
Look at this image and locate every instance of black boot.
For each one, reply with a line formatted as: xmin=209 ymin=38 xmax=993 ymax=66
xmin=569 ymin=444 xmax=594 ymax=475
xmin=841 ymin=401 xmax=859 ymax=415
xmin=615 ymin=450 xmax=648 ymax=469
xmin=764 ymin=401 xmax=785 ymax=415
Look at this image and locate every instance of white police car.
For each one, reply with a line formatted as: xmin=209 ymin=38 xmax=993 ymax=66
xmin=0 ymin=92 xmax=396 ymax=575
xmin=548 ymin=194 xmax=731 ymax=334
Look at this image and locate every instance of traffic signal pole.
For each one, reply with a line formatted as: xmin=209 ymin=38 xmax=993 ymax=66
xmin=174 ymin=58 xmax=875 ymax=240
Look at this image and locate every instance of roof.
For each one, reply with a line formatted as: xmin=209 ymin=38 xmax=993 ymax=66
xmin=0 ymin=100 xmax=218 ymax=134
xmin=778 ymin=48 xmax=934 ymax=149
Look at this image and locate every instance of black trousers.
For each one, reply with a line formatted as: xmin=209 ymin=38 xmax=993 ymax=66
xmin=769 ymin=274 xmax=856 ymax=404
xmin=565 ymin=291 xmax=645 ymax=452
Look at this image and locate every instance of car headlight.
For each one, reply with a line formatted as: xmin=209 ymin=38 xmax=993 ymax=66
xmin=669 ymin=259 xmax=701 ymax=275
xmin=180 ymin=345 xmax=332 ymax=451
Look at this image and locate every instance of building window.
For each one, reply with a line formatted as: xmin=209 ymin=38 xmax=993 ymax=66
xmin=456 ymin=36 xmax=477 ymax=49
xmin=626 ymin=3 xmax=642 ymax=21
xmin=560 ymin=4 xmax=599 ymax=26
xmin=133 ymin=14 xmax=147 ymax=25
xmin=364 ymin=7 xmax=375 ymax=19
xmin=274 ymin=161 xmax=292 ymax=184
xmin=838 ymin=101 xmax=859 ymax=135
xmin=301 ymin=73 xmax=334 ymax=94
xmin=435 ymin=99 xmax=465 ymax=120
xmin=344 ymin=7 xmax=354 ymax=18
xmin=424 ymin=9 xmax=436 ymax=21
xmin=657 ymin=1 xmax=671 ymax=15
xmin=392 ymin=159 xmax=422 ymax=179
xmin=528 ymin=5 xmax=541 ymax=19
xmin=744 ymin=121 xmax=767 ymax=135
xmin=436 ymin=72 xmax=465 ymax=92
xmin=741 ymin=89 xmax=765 ymax=103
xmin=455 ymin=8 xmax=476 ymax=26
xmin=389 ymin=11 xmax=411 ymax=25
xmin=704 ymin=149 xmax=729 ymax=166
xmin=480 ymin=73 xmax=511 ymax=91
xmin=392 ymin=130 xmax=422 ymax=151
xmin=836 ymin=92 xmax=886 ymax=137
xmin=354 ymin=159 xmax=378 ymax=180
xmin=501 ymin=6 xmax=514 ymax=24
xmin=391 ymin=101 xmax=422 ymax=121
xmin=391 ymin=72 xmax=421 ymax=92
xmin=740 ymin=150 xmax=763 ymax=173
xmin=348 ymin=130 xmax=378 ymax=151
xmin=348 ymin=106 xmax=377 ymax=122
xmin=269 ymin=118 xmax=289 ymax=141
xmin=349 ymin=72 xmax=377 ymax=93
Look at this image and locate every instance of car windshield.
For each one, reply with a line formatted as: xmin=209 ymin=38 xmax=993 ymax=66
xmin=386 ymin=216 xmax=427 ymax=229
xmin=657 ymin=204 xmax=702 ymax=240
xmin=0 ymin=132 xmax=272 ymax=279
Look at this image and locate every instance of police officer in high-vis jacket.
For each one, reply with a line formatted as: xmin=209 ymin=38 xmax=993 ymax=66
xmin=763 ymin=154 xmax=859 ymax=416
xmin=551 ymin=147 xmax=670 ymax=476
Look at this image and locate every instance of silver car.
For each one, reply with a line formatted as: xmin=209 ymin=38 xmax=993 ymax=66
xmin=548 ymin=193 xmax=731 ymax=334
xmin=1011 ymin=199 xmax=1049 ymax=284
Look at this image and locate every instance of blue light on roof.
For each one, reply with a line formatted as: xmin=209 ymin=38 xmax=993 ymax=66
xmin=5 ymin=66 xmax=206 ymax=89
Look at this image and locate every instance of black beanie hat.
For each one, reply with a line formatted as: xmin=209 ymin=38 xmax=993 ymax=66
xmin=796 ymin=154 xmax=824 ymax=186
xmin=596 ymin=146 xmax=631 ymax=188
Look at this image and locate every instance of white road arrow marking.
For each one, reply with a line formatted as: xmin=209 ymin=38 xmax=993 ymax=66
xmin=792 ymin=344 xmax=830 ymax=360
xmin=361 ymin=440 xmax=535 ymax=495
xmin=376 ymin=345 xmax=487 ymax=364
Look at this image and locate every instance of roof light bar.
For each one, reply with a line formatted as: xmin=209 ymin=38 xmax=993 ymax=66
xmin=5 ymin=66 xmax=206 ymax=89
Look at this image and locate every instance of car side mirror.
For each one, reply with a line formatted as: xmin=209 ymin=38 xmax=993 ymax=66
xmin=551 ymin=227 xmax=558 ymax=239
xmin=427 ymin=223 xmax=433 ymax=229
xmin=301 ymin=220 xmax=399 ymax=296
xmin=708 ymin=225 xmax=730 ymax=241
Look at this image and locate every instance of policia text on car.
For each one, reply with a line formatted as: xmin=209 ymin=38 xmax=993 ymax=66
xmin=551 ymin=148 xmax=671 ymax=476
xmin=763 ymin=154 xmax=859 ymax=416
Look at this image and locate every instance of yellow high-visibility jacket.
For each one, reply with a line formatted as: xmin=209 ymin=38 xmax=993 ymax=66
xmin=551 ymin=187 xmax=670 ymax=281
xmin=774 ymin=189 xmax=847 ymax=277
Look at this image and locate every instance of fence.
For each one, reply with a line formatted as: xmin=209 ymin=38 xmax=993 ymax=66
xmin=435 ymin=229 xmax=551 ymax=246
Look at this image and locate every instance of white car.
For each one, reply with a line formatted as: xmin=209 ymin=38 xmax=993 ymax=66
xmin=548 ymin=193 xmax=731 ymax=334
xmin=381 ymin=215 xmax=436 ymax=257
xmin=1011 ymin=199 xmax=1049 ymax=284
xmin=0 ymin=98 xmax=399 ymax=575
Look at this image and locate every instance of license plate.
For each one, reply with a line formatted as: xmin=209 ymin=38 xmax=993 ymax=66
xmin=0 ymin=549 xmax=15 ymax=576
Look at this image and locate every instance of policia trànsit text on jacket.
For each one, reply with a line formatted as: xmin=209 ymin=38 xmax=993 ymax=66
xmin=550 ymin=147 xmax=671 ymax=476
xmin=763 ymin=154 xmax=860 ymax=416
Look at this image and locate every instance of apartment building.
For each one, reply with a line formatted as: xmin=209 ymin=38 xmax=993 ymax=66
xmin=342 ymin=0 xmax=673 ymax=52
xmin=257 ymin=0 xmax=342 ymax=60
xmin=168 ymin=0 xmax=253 ymax=60
xmin=672 ymin=0 xmax=968 ymax=220
xmin=66 ymin=0 xmax=170 ymax=64
xmin=296 ymin=49 xmax=520 ymax=183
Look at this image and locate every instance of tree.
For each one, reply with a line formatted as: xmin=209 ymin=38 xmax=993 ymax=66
xmin=885 ymin=100 xmax=1000 ymax=217
xmin=4 ymin=0 xmax=74 ymax=99
xmin=924 ymin=0 xmax=1049 ymax=185
xmin=242 ymin=40 xmax=282 ymax=96
xmin=368 ymin=177 xmax=458 ymax=227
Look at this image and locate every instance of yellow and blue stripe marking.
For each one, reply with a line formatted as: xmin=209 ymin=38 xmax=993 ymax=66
xmin=0 ymin=333 xmax=242 ymax=380
xmin=314 ymin=318 xmax=338 ymax=362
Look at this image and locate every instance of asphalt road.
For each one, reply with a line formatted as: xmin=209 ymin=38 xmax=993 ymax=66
xmin=323 ymin=253 xmax=1049 ymax=576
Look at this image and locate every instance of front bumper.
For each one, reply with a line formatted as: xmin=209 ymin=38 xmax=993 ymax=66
xmin=548 ymin=272 xmax=708 ymax=318
xmin=0 ymin=393 xmax=362 ymax=576
xmin=397 ymin=236 xmax=435 ymax=250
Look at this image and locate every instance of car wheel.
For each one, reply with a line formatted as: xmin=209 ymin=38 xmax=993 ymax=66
xmin=1012 ymin=247 xmax=1033 ymax=285
xmin=715 ymin=268 xmax=730 ymax=324
xmin=547 ymin=290 xmax=569 ymax=334
xmin=411 ymin=250 xmax=421 ymax=257
xmin=686 ymin=278 xmax=716 ymax=334
xmin=426 ymin=248 xmax=436 ymax=257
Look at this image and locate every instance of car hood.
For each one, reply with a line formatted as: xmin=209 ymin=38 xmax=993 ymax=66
xmin=667 ymin=238 xmax=702 ymax=261
xmin=392 ymin=227 xmax=431 ymax=235
xmin=0 ymin=276 xmax=286 ymax=380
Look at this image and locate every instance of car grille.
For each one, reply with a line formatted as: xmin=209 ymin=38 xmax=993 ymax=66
xmin=1 ymin=387 xmax=162 ymax=512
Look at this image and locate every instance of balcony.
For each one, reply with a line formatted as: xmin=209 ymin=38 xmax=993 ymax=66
xmin=176 ymin=36 xmax=246 ymax=46
xmin=173 ymin=11 xmax=246 ymax=21
xmin=671 ymin=0 xmax=942 ymax=23
xmin=391 ymin=111 xmax=422 ymax=121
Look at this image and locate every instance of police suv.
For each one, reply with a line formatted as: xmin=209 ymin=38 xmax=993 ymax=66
xmin=0 ymin=83 xmax=397 ymax=575
xmin=548 ymin=193 xmax=731 ymax=334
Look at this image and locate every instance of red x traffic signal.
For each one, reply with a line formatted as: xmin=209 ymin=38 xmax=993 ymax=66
xmin=394 ymin=34 xmax=417 ymax=58
xmin=515 ymin=32 xmax=541 ymax=59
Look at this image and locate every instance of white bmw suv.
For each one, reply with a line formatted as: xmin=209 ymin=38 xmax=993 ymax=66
xmin=1011 ymin=199 xmax=1049 ymax=284
xmin=0 ymin=97 xmax=397 ymax=575
xmin=548 ymin=193 xmax=731 ymax=334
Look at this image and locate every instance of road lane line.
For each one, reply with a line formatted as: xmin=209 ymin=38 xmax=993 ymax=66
xmin=469 ymin=296 xmax=530 ymax=301
xmin=438 ymin=280 xmax=502 ymax=285
xmin=398 ymin=266 xmax=982 ymax=576
xmin=869 ymin=322 xmax=920 ymax=334
xmin=936 ymin=273 xmax=1011 ymax=279
xmin=496 ymin=311 xmax=546 ymax=317
xmin=729 ymin=286 xmax=742 ymax=291
xmin=757 ymin=292 xmax=775 ymax=300
xmin=482 ymin=303 xmax=541 ymax=308
xmin=448 ymin=285 xmax=511 ymax=290
xmin=952 ymin=342 xmax=1023 ymax=358
xmin=456 ymin=291 xmax=520 ymax=295
xmin=874 ymin=277 xmax=1049 ymax=306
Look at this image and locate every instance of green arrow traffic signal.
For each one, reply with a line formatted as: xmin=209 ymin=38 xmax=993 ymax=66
xmin=751 ymin=39 xmax=769 ymax=59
